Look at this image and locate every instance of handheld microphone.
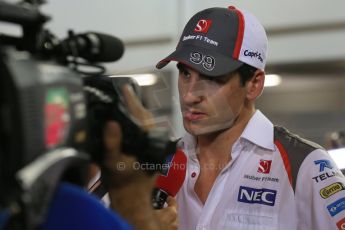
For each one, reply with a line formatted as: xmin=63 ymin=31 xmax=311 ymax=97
xmin=152 ymin=148 xmax=187 ymax=209
xmin=57 ymin=32 xmax=124 ymax=63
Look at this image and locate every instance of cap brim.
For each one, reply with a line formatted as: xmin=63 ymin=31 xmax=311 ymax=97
xmin=156 ymin=45 xmax=243 ymax=77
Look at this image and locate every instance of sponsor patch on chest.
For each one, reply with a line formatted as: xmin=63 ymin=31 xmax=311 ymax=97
xmin=237 ymin=186 xmax=277 ymax=206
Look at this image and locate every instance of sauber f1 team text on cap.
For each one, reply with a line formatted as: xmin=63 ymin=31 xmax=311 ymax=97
xmin=156 ymin=6 xmax=268 ymax=77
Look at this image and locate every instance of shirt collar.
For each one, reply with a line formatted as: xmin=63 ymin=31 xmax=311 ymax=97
xmin=178 ymin=110 xmax=275 ymax=158
xmin=178 ymin=132 xmax=198 ymax=161
xmin=241 ymin=110 xmax=275 ymax=151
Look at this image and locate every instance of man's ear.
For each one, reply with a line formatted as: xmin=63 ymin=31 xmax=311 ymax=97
xmin=246 ymin=70 xmax=265 ymax=101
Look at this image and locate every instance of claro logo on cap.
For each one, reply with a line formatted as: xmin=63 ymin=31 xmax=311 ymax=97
xmin=194 ymin=19 xmax=212 ymax=33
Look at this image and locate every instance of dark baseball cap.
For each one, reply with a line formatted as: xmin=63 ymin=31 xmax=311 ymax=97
xmin=156 ymin=6 xmax=268 ymax=77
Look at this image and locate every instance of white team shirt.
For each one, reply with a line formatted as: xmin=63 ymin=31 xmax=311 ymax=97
xmin=176 ymin=110 xmax=345 ymax=230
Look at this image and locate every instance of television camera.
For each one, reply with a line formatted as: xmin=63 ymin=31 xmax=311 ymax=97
xmin=0 ymin=1 xmax=172 ymax=229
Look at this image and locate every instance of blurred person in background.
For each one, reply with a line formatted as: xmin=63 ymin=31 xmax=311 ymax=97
xmin=325 ymin=131 xmax=345 ymax=149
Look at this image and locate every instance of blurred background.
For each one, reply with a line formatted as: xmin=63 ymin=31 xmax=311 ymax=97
xmin=2 ymin=0 xmax=345 ymax=147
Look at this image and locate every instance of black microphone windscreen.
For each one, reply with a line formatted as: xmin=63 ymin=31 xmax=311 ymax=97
xmin=60 ymin=32 xmax=125 ymax=63
xmin=87 ymin=32 xmax=124 ymax=62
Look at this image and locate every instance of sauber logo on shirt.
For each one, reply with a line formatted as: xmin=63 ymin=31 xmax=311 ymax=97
xmin=243 ymin=174 xmax=279 ymax=183
xmin=194 ymin=19 xmax=212 ymax=33
xmin=327 ymin=197 xmax=345 ymax=217
xmin=258 ymin=159 xmax=272 ymax=174
xmin=337 ymin=217 xmax=345 ymax=230
xmin=320 ymin=182 xmax=345 ymax=199
xmin=238 ymin=186 xmax=277 ymax=206
xmin=314 ymin=159 xmax=333 ymax=172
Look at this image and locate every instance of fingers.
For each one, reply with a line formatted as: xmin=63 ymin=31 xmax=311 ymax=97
xmin=166 ymin=196 xmax=177 ymax=209
xmin=155 ymin=196 xmax=178 ymax=230
xmin=121 ymin=84 xmax=155 ymax=131
xmin=122 ymin=84 xmax=145 ymax=115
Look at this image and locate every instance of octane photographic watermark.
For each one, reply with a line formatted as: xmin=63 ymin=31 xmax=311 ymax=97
xmin=115 ymin=161 xmax=186 ymax=172
xmin=133 ymin=161 xmax=187 ymax=172
xmin=115 ymin=160 xmax=226 ymax=171
xmin=116 ymin=162 xmax=126 ymax=171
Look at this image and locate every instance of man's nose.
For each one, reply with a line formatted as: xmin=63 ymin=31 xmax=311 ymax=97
xmin=182 ymin=79 xmax=205 ymax=105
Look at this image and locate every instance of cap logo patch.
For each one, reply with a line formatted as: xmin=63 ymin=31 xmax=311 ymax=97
xmin=244 ymin=50 xmax=263 ymax=63
xmin=194 ymin=19 xmax=212 ymax=33
xmin=189 ymin=51 xmax=215 ymax=71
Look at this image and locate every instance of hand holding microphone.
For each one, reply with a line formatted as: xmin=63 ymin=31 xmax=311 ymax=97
xmin=152 ymin=148 xmax=187 ymax=209
xmin=151 ymin=148 xmax=187 ymax=230
xmin=154 ymin=196 xmax=178 ymax=230
xmin=102 ymin=84 xmax=164 ymax=230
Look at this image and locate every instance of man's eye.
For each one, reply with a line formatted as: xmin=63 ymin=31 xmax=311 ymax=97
xmin=179 ymin=69 xmax=191 ymax=79
xmin=182 ymin=70 xmax=191 ymax=78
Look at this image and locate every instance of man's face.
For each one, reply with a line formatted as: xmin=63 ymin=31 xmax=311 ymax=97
xmin=177 ymin=63 xmax=247 ymax=136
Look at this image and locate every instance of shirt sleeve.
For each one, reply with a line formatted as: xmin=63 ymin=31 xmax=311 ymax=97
xmin=295 ymin=148 xmax=345 ymax=230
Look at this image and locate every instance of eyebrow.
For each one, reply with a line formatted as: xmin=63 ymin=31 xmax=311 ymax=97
xmin=176 ymin=62 xmax=186 ymax=70
xmin=176 ymin=62 xmax=233 ymax=82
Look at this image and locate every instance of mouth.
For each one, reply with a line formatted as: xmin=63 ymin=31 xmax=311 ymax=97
xmin=183 ymin=110 xmax=207 ymax=121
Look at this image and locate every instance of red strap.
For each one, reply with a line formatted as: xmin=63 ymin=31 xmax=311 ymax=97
xmin=274 ymin=140 xmax=293 ymax=186
xmin=230 ymin=7 xmax=245 ymax=59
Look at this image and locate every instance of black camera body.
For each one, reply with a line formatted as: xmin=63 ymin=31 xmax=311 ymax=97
xmin=0 ymin=46 xmax=89 ymax=192
xmin=0 ymin=1 xmax=171 ymax=229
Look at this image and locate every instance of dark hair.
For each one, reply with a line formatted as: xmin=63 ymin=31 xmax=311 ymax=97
xmin=236 ymin=63 xmax=257 ymax=86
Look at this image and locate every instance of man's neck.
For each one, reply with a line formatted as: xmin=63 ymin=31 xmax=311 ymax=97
xmin=196 ymin=107 xmax=255 ymax=161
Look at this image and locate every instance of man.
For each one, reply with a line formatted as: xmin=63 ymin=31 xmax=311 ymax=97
xmin=84 ymin=76 xmax=178 ymax=230
xmin=156 ymin=6 xmax=345 ymax=230
xmin=101 ymin=85 xmax=178 ymax=230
